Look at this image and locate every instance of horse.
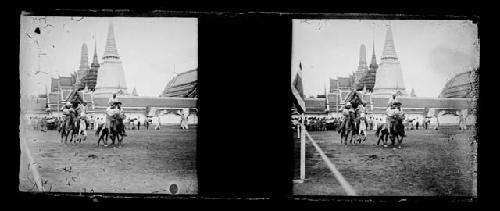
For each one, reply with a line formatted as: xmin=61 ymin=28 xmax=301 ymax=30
xmin=388 ymin=117 xmax=405 ymax=148
xmin=109 ymin=113 xmax=125 ymax=146
xmin=339 ymin=111 xmax=358 ymax=145
xmin=96 ymin=122 xmax=109 ymax=146
xmin=376 ymin=123 xmax=389 ymax=146
xmin=96 ymin=114 xmax=125 ymax=146
xmin=59 ymin=114 xmax=76 ymax=144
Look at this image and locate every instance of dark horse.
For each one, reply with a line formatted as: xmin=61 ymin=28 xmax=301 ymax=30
xmin=389 ymin=118 xmax=405 ymax=148
xmin=339 ymin=111 xmax=358 ymax=145
xmin=96 ymin=114 xmax=125 ymax=146
xmin=58 ymin=114 xmax=76 ymax=144
xmin=376 ymin=123 xmax=389 ymax=146
xmin=96 ymin=123 xmax=109 ymax=146
xmin=376 ymin=118 xmax=405 ymax=148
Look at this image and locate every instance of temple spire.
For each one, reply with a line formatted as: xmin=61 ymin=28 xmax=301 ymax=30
xmin=372 ymin=23 xmax=407 ymax=97
xmin=94 ymin=19 xmax=128 ymax=96
xmin=103 ymin=21 xmax=120 ymax=59
xmin=92 ymin=38 xmax=99 ymax=65
xmin=79 ymin=43 xmax=89 ymax=70
xmin=381 ymin=24 xmax=398 ymax=60
xmin=370 ymin=40 xmax=377 ymax=68
xmin=358 ymin=44 xmax=367 ymax=67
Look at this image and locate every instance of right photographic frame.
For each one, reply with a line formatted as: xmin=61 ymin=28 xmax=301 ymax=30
xmin=291 ymin=18 xmax=478 ymax=196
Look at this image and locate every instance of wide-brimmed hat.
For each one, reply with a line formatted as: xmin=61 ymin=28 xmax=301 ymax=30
xmin=346 ymin=102 xmax=352 ymax=106
xmin=66 ymin=102 xmax=71 ymax=106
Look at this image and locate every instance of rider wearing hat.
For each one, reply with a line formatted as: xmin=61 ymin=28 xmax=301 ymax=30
xmin=61 ymin=102 xmax=75 ymax=129
xmin=105 ymin=92 xmax=127 ymax=136
xmin=385 ymin=91 xmax=404 ymax=131
xmin=338 ymin=102 xmax=355 ymax=134
xmin=108 ymin=91 xmax=119 ymax=106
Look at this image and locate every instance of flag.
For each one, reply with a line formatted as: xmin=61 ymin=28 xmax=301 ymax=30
xmin=291 ymin=61 xmax=306 ymax=113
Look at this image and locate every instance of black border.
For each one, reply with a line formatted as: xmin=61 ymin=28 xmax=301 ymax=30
xmin=7 ymin=7 xmax=485 ymax=208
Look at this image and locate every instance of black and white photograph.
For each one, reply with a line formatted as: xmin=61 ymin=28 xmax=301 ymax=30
xmin=19 ymin=15 xmax=198 ymax=194
xmin=291 ymin=19 xmax=478 ymax=196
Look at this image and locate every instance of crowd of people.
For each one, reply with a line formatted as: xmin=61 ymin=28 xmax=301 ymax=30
xmin=292 ymin=90 xmax=444 ymax=133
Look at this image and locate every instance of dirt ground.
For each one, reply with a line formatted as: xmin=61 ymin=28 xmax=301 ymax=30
xmin=293 ymin=128 xmax=477 ymax=196
xmin=19 ymin=124 xmax=197 ymax=194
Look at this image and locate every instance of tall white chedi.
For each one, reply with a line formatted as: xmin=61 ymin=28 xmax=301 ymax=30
xmin=372 ymin=24 xmax=407 ymax=97
xmin=94 ymin=21 xmax=128 ymax=97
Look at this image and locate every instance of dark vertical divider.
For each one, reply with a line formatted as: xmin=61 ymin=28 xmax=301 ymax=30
xmin=197 ymin=14 xmax=293 ymax=197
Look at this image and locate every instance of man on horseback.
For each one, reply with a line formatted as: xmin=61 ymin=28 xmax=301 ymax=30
xmin=338 ymin=102 xmax=355 ymax=134
xmin=385 ymin=92 xmax=406 ymax=136
xmin=61 ymin=102 xmax=75 ymax=130
xmin=106 ymin=92 xmax=127 ymax=137
xmin=345 ymin=88 xmax=365 ymax=110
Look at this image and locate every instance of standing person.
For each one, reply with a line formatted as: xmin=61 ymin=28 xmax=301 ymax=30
xmin=416 ymin=119 xmax=419 ymax=130
xmin=359 ymin=112 xmax=367 ymax=138
xmin=146 ymin=118 xmax=149 ymax=130
xmin=137 ymin=120 xmax=141 ymax=130
xmin=108 ymin=91 xmax=119 ymax=106
xmin=155 ymin=116 xmax=161 ymax=130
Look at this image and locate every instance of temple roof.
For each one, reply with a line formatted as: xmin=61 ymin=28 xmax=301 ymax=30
xmin=305 ymin=98 xmax=327 ymax=113
xmin=161 ymin=68 xmax=198 ymax=98
xmin=93 ymin=96 xmax=197 ymax=108
xmin=439 ymin=71 xmax=475 ymax=98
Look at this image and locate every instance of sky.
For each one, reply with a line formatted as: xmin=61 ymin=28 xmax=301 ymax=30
xmin=20 ymin=16 xmax=197 ymax=97
xmin=292 ymin=19 xmax=479 ymax=98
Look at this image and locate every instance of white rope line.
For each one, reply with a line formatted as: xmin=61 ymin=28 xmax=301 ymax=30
xmin=21 ymin=138 xmax=44 ymax=192
xmin=305 ymin=131 xmax=357 ymax=196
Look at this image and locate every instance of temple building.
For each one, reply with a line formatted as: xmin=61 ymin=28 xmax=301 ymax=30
xmin=353 ymin=44 xmax=369 ymax=91
xmin=84 ymin=40 xmax=100 ymax=91
xmin=361 ymin=42 xmax=378 ymax=92
xmin=439 ymin=70 xmax=476 ymax=98
xmin=94 ymin=22 xmax=128 ymax=97
xmin=161 ymin=68 xmax=198 ymax=98
xmin=27 ymin=19 xmax=199 ymax=125
xmin=372 ymin=24 xmax=407 ymax=97
xmin=306 ymin=24 xmax=477 ymax=129
xmin=75 ymin=43 xmax=90 ymax=90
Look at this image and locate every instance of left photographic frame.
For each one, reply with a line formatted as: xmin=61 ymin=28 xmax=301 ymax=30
xmin=19 ymin=14 xmax=198 ymax=194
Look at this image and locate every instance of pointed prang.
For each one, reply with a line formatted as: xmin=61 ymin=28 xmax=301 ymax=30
xmin=359 ymin=44 xmax=367 ymax=66
xmin=79 ymin=43 xmax=90 ymax=70
xmin=92 ymin=38 xmax=99 ymax=65
xmin=370 ymin=40 xmax=378 ymax=68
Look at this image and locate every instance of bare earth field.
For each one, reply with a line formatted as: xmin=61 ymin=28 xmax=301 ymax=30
xmin=19 ymin=125 xmax=197 ymax=194
xmin=294 ymin=128 xmax=477 ymax=196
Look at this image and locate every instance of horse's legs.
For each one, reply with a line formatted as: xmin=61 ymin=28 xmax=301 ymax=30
xmin=60 ymin=129 xmax=64 ymax=143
